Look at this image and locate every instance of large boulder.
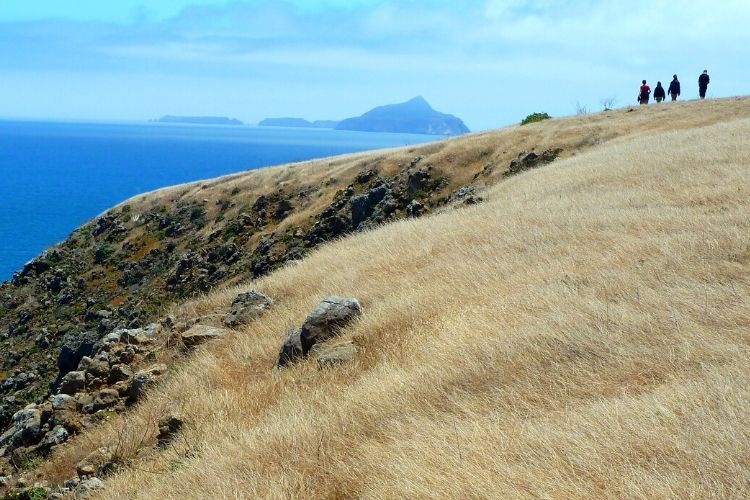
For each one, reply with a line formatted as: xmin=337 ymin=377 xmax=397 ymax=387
xmin=313 ymin=341 xmax=357 ymax=368
xmin=58 ymin=330 xmax=100 ymax=374
xmin=223 ymin=291 xmax=272 ymax=328
xmin=276 ymin=297 xmax=362 ymax=367
xmin=299 ymin=297 xmax=362 ymax=353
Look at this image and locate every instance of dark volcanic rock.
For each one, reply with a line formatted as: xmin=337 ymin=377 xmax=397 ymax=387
xmin=58 ymin=331 xmax=100 ymax=375
xmin=506 ymin=148 xmax=562 ymax=176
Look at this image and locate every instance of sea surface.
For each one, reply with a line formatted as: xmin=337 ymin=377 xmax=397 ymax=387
xmin=0 ymin=120 xmax=435 ymax=281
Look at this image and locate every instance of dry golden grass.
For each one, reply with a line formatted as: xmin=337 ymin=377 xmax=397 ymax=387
xmin=41 ymin=101 xmax=750 ymax=498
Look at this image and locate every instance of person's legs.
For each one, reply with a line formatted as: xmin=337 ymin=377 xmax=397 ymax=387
xmin=699 ymin=87 xmax=707 ymax=99
xmin=671 ymin=93 xmax=678 ymax=101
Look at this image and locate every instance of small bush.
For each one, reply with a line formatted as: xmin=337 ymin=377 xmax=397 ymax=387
xmin=521 ymin=112 xmax=551 ymax=126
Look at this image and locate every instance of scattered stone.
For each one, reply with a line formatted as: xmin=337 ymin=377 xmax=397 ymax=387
xmin=75 ymin=477 xmax=105 ymax=496
xmin=127 ymin=364 xmax=167 ymax=403
xmin=92 ymin=389 xmax=119 ymax=411
xmin=181 ymin=325 xmax=231 ymax=349
xmin=223 ymin=290 xmax=272 ymax=328
xmin=58 ymin=371 xmax=85 ymax=395
xmin=108 ymin=364 xmax=133 ymax=384
xmin=39 ymin=425 xmax=69 ymax=449
xmin=406 ymin=200 xmax=426 ymax=218
xmin=157 ymin=413 xmax=184 ymax=446
xmin=76 ymin=448 xmax=114 ymax=478
xmin=51 ymin=394 xmax=77 ymax=412
xmin=449 ymin=186 xmax=484 ymax=207
xmin=314 ymin=341 xmax=357 ymax=368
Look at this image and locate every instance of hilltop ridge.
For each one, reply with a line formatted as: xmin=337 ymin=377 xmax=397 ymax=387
xmin=1 ymin=97 xmax=749 ymax=498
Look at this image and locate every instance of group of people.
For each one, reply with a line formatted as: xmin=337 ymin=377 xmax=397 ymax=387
xmin=637 ymin=70 xmax=710 ymax=104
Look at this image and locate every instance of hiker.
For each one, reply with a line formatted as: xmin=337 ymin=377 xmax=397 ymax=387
xmin=699 ymin=70 xmax=710 ymax=99
xmin=668 ymin=75 xmax=681 ymax=101
xmin=654 ymin=82 xmax=666 ymax=103
xmin=638 ymin=80 xmax=651 ymax=105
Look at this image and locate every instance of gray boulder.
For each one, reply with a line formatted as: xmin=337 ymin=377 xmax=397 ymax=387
xmin=58 ymin=371 xmax=85 ymax=395
xmin=75 ymin=477 xmax=105 ymax=496
xmin=223 ymin=291 xmax=272 ymax=328
xmin=0 ymin=408 xmax=42 ymax=449
xmin=276 ymin=297 xmax=362 ymax=367
xmin=92 ymin=389 xmax=119 ymax=411
xmin=299 ymin=297 xmax=362 ymax=353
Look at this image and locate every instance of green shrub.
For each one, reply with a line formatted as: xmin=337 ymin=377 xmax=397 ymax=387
xmin=521 ymin=112 xmax=551 ymax=126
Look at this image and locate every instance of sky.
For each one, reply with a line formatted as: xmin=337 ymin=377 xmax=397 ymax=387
xmin=1 ymin=0 xmax=748 ymax=131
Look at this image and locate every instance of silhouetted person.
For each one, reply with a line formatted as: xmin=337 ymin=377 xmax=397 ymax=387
xmin=654 ymin=82 xmax=666 ymax=103
xmin=668 ymin=75 xmax=681 ymax=101
xmin=699 ymin=70 xmax=710 ymax=99
xmin=638 ymin=80 xmax=651 ymax=105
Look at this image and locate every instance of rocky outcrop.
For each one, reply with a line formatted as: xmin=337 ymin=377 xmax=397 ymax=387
xmin=505 ymin=149 xmax=562 ymax=176
xmin=277 ymin=297 xmax=362 ymax=367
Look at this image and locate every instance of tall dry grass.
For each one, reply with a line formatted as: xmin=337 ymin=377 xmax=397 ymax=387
xmin=41 ymin=109 xmax=750 ymax=499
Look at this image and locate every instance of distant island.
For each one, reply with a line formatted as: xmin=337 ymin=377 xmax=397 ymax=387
xmin=259 ymin=97 xmax=469 ymax=136
xmin=258 ymin=118 xmax=340 ymax=129
xmin=335 ymin=97 xmax=469 ymax=136
xmin=153 ymin=115 xmax=244 ymax=126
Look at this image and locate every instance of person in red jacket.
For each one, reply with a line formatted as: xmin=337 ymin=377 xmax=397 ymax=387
xmin=638 ymin=80 xmax=651 ymax=105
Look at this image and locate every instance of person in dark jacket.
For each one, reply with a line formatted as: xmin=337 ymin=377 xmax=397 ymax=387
xmin=668 ymin=75 xmax=681 ymax=101
xmin=653 ymin=82 xmax=666 ymax=103
xmin=638 ymin=80 xmax=651 ymax=105
xmin=699 ymin=70 xmax=710 ymax=99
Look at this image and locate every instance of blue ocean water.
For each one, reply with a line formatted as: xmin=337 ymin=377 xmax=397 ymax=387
xmin=0 ymin=120 xmax=434 ymax=281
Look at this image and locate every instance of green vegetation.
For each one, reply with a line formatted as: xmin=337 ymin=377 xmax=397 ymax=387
xmin=521 ymin=112 xmax=551 ymax=125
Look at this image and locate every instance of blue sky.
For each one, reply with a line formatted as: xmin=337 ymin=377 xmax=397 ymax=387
xmin=1 ymin=0 xmax=748 ymax=130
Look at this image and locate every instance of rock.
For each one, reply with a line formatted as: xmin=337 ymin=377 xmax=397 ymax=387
xmin=449 ymin=186 xmax=484 ymax=207
xmin=157 ymin=413 xmax=184 ymax=446
xmin=76 ymin=448 xmax=114 ymax=478
xmin=406 ymin=200 xmax=426 ymax=217
xmin=75 ymin=477 xmax=105 ymax=496
xmin=277 ymin=329 xmax=303 ymax=367
xmin=58 ymin=330 xmax=100 ymax=375
xmin=82 ymin=357 xmax=110 ymax=379
xmin=108 ymin=364 xmax=133 ymax=384
xmin=58 ymin=371 xmax=85 ymax=395
xmin=51 ymin=394 xmax=77 ymax=412
xmin=223 ymin=291 xmax=273 ymax=328
xmin=92 ymin=389 xmax=119 ymax=411
xmin=299 ymin=297 xmax=362 ymax=353
xmin=314 ymin=341 xmax=357 ymax=368
xmin=277 ymin=297 xmax=362 ymax=367
xmin=181 ymin=325 xmax=231 ymax=349
xmin=40 ymin=425 xmax=69 ymax=448
xmin=127 ymin=364 xmax=167 ymax=403
xmin=506 ymin=148 xmax=562 ymax=176
xmin=0 ymin=408 xmax=42 ymax=449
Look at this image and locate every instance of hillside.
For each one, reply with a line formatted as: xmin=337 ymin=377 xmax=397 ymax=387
xmin=1 ymin=98 xmax=749 ymax=498
xmin=335 ymin=96 xmax=470 ymax=135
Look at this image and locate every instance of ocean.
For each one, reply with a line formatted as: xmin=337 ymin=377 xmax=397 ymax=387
xmin=0 ymin=120 xmax=435 ymax=281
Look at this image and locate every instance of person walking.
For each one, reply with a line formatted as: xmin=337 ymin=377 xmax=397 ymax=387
xmin=699 ymin=70 xmax=710 ymax=99
xmin=638 ymin=80 xmax=651 ymax=105
xmin=668 ymin=75 xmax=681 ymax=101
xmin=653 ymin=82 xmax=666 ymax=103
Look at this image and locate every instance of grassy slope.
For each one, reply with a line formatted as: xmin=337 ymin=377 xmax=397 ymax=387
xmin=39 ymin=100 xmax=750 ymax=498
